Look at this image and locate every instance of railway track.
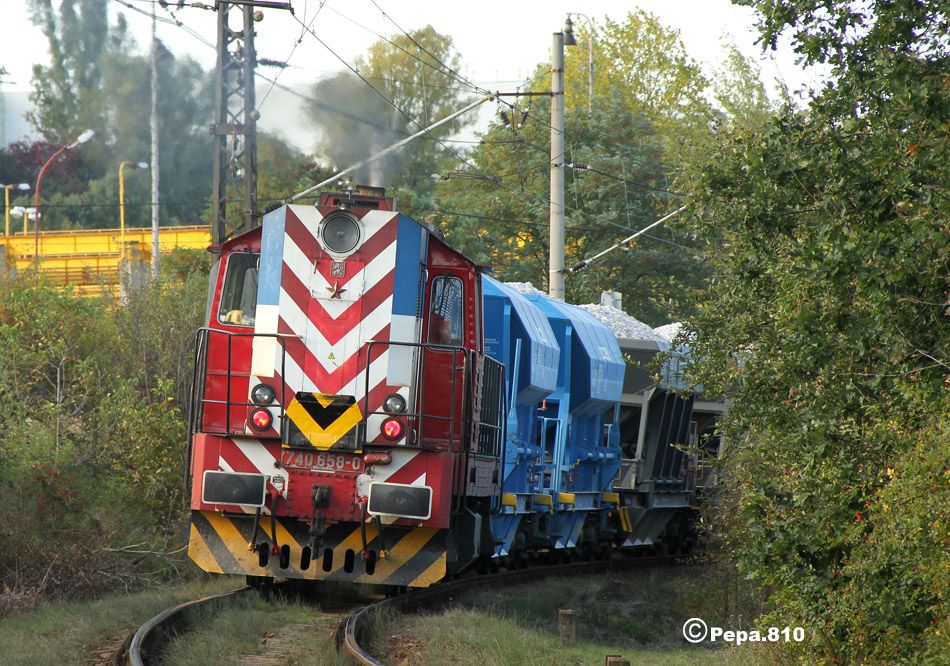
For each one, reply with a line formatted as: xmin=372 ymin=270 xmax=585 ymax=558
xmin=125 ymin=554 xmax=676 ymax=665
xmin=127 ymin=586 xmax=254 ymax=665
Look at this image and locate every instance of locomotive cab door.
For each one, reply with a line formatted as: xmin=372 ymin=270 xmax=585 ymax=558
xmin=419 ymin=273 xmax=468 ymax=449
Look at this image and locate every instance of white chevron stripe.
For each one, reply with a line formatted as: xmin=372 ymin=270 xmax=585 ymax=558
xmin=280 ymin=289 xmax=394 ymax=365
xmin=308 ymin=242 xmax=397 ymax=303
xmin=282 ymin=235 xmax=398 ymax=321
xmin=281 ymin=344 xmax=392 ymax=405
xmin=286 ymin=206 xmax=395 ymax=264
xmin=370 ymin=448 xmax=420 ymax=482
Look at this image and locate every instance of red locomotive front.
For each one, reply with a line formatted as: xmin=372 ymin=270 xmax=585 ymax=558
xmin=186 ymin=188 xmax=505 ymax=587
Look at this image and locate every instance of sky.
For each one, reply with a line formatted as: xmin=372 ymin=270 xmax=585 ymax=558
xmin=0 ymin=0 xmax=819 ymax=148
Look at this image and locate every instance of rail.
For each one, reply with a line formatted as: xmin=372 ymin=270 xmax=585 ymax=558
xmin=127 ymin=587 xmax=252 ymax=665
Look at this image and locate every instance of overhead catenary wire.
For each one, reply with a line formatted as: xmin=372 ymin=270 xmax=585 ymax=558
xmin=257 ymin=0 xmax=328 ymax=111
xmin=286 ymin=14 xmax=588 ymax=219
xmin=115 ymin=0 xmax=689 ymax=247
xmin=365 ymin=0 xmax=489 ymax=96
xmin=323 ymin=5 xmax=480 ymax=97
xmin=568 ymin=205 xmax=690 ymax=274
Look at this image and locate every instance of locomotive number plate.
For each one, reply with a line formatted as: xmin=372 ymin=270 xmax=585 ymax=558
xmin=280 ymin=450 xmax=362 ymax=473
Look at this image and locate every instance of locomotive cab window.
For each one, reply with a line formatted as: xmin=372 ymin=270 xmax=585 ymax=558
xmin=218 ymin=252 xmax=260 ymax=327
xmin=427 ymin=276 xmax=463 ymax=346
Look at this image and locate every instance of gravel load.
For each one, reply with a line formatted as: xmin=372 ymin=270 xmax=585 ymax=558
xmin=502 ymin=281 xmax=669 ymax=344
xmin=504 ymin=281 xmax=547 ymax=297
xmin=577 ymin=303 xmax=666 ymax=343
xmin=653 ymin=322 xmax=683 ymax=342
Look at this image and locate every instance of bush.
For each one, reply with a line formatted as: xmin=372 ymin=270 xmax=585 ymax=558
xmin=0 ymin=268 xmax=207 ymax=602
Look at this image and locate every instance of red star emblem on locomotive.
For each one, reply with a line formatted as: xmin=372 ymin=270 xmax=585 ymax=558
xmin=326 ymin=280 xmax=347 ymax=299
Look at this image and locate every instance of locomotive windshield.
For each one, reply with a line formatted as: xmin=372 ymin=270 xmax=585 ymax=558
xmin=428 ymin=276 xmax=463 ymax=346
xmin=218 ymin=252 xmax=260 ymax=326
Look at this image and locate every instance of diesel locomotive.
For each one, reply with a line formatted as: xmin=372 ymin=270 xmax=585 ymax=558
xmin=185 ymin=187 xmax=709 ymax=588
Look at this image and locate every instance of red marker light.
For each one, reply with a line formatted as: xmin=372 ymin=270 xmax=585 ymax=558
xmin=250 ymin=408 xmax=272 ymax=431
xmin=381 ymin=417 xmax=404 ymax=440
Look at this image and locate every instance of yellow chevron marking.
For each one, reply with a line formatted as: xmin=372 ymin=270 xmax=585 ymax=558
xmin=285 ymin=397 xmax=363 ymax=451
xmin=407 ymin=552 xmax=447 ymax=588
xmin=355 ymin=527 xmax=438 ymax=583
xmin=602 ymin=492 xmax=620 ymax=504
xmin=307 ymin=523 xmax=379 ymax=580
xmin=188 ymin=523 xmax=224 ymax=574
xmin=203 ymin=511 xmax=261 ymax=574
xmin=315 ymin=394 xmax=335 ymax=408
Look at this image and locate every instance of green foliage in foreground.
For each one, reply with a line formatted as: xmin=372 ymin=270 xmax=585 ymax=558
xmin=0 ymin=255 xmax=209 ymax=599
xmin=683 ymin=0 xmax=949 ymax=662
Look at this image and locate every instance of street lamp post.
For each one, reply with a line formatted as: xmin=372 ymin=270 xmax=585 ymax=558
xmin=34 ymin=129 xmax=94 ymax=275
xmin=565 ymin=13 xmax=595 ymax=124
xmin=118 ymin=161 xmax=149 ymax=259
xmin=3 ymin=183 xmax=30 ymax=236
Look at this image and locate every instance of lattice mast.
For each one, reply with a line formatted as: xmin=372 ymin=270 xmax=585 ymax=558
xmin=210 ymin=2 xmax=261 ymax=245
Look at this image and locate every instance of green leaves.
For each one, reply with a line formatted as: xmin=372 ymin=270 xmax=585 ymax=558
xmin=306 ymin=25 xmax=473 ymax=206
xmin=0 ymin=268 xmax=209 ymax=595
xmin=683 ymin=0 xmax=948 ymax=660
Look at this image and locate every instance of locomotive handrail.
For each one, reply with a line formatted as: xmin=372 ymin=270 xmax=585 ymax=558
xmin=361 ymin=339 xmax=470 ymax=452
xmin=184 ymin=327 xmax=289 ymax=493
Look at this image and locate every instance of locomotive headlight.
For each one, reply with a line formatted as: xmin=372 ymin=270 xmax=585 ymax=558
xmin=381 ymin=417 xmax=404 ymax=440
xmin=368 ymin=482 xmax=432 ymax=520
xmin=320 ymin=212 xmax=361 ymax=254
xmin=250 ymin=408 xmax=272 ymax=431
xmin=251 ymin=383 xmax=276 ymax=405
xmin=382 ymin=393 xmax=406 ymax=414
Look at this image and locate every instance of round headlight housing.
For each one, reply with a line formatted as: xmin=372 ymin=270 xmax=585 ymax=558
xmin=251 ymin=383 xmax=276 ymax=405
xmin=320 ymin=212 xmax=361 ymax=254
xmin=382 ymin=393 xmax=407 ymax=414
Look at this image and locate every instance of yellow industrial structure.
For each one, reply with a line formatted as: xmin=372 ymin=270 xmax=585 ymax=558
xmin=0 ymin=226 xmax=211 ymax=295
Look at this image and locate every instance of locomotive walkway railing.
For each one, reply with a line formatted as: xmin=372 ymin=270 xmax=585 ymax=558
xmin=361 ymin=340 xmax=506 ymax=513
xmin=184 ymin=327 xmax=288 ymax=490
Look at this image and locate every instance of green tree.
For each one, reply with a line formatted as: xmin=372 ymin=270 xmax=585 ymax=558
xmin=562 ymin=12 xmax=715 ymax=165
xmin=710 ymin=37 xmax=776 ymax=130
xmin=26 ymin=1 xmax=216 ymax=229
xmin=27 ymin=0 xmax=128 ymax=158
xmin=684 ymin=0 xmax=948 ymax=660
xmin=435 ymin=90 xmax=704 ymax=324
xmin=434 ymin=11 xmax=760 ymax=322
xmin=307 ymin=25 xmax=474 ymax=210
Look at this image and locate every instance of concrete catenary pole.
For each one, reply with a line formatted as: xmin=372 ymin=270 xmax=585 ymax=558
xmin=549 ymin=31 xmax=566 ymax=301
xmin=150 ymin=4 xmax=161 ymax=278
